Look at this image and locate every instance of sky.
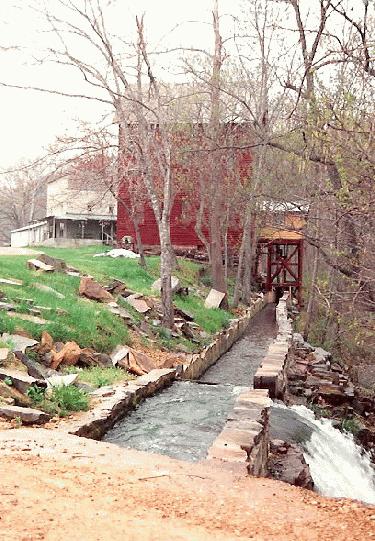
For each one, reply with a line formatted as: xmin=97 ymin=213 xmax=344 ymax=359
xmin=0 ymin=0 xmax=240 ymax=170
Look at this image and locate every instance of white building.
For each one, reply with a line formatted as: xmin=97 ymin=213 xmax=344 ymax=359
xmin=11 ymin=174 xmax=117 ymax=248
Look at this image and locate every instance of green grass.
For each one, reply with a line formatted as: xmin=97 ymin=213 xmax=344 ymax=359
xmin=0 ymin=246 xmax=234 ymax=353
xmin=27 ymin=383 xmax=90 ymax=417
xmin=341 ymin=417 xmax=362 ymax=436
xmin=175 ymin=295 xmax=231 ymax=334
xmin=64 ymin=366 xmax=134 ymax=388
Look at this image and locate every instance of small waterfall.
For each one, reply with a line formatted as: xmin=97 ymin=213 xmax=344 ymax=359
xmin=273 ymin=403 xmax=375 ymax=504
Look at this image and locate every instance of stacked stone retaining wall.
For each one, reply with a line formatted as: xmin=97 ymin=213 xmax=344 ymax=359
xmin=207 ymin=293 xmax=294 ymax=476
xmin=253 ymin=293 xmax=293 ymax=398
xmin=207 ymin=388 xmax=271 ymax=476
xmin=58 ymin=368 xmax=176 ymax=439
xmin=181 ymin=295 xmax=269 ymax=380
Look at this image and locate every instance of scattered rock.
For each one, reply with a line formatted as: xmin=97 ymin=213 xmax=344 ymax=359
xmin=27 ymin=259 xmax=54 ymax=272
xmin=318 ymin=384 xmax=350 ymax=406
xmin=125 ymin=294 xmax=151 ymax=314
xmin=0 ymin=404 xmax=50 ymax=424
xmin=79 ymin=277 xmax=114 ymax=303
xmin=105 ymin=280 xmax=128 ymax=295
xmin=0 ymin=380 xmax=33 ymax=407
xmin=39 ymin=331 xmax=54 ymax=354
xmin=0 ymin=368 xmax=43 ymax=394
xmin=14 ymin=351 xmax=52 ymax=380
xmin=2 ymin=334 xmax=38 ymax=353
xmin=355 ymin=366 xmax=375 ymax=390
xmin=204 ymin=288 xmax=226 ymax=309
xmin=33 ymin=283 xmax=65 ymax=299
xmin=50 ymin=341 xmax=81 ymax=370
xmin=46 ymin=373 xmax=78 ymax=388
xmin=174 ymin=307 xmax=194 ymax=322
xmin=0 ymin=348 xmax=10 ymax=362
xmin=152 ymin=276 xmax=181 ymax=294
xmin=111 ymin=346 xmax=156 ymax=375
xmin=7 ymin=312 xmax=47 ymax=325
xmin=268 ymin=440 xmax=314 ymax=490
xmin=107 ymin=302 xmax=133 ymax=322
xmin=0 ymin=301 xmax=16 ymax=311
xmin=110 ymin=346 xmax=130 ymax=366
xmin=37 ymin=253 xmax=67 ymax=272
xmin=0 ymin=278 xmax=23 ymax=286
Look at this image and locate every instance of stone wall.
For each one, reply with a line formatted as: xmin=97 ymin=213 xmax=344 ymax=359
xmin=58 ymin=368 xmax=176 ymax=440
xmin=207 ymin=388 xmax=271 ymax=476
xmin=181 ymin=296 xmax=269 ymax=380
xmin=206 ymin=294 xmax=294 ymax=476
xmin=253 ymin=293 xmax=292 ymax=398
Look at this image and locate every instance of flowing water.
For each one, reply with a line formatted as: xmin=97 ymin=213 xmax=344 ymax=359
xmin=271 ymin=403 xmax=375 ymax=505
xmin=104 ymin=303 xmax=375 ymax=504
xmin=103 ymin=304 xmax=277 ymax=460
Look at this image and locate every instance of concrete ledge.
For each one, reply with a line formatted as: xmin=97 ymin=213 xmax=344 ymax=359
xmin=207 ymin=388 xmax=271 ymax=476
xmin=253 ymin=293 xmax=292 ymax=398
xmin=58 ymin=368 xmax=176 ymax=440
xmin=181 ymin=296 xmax=268 ymax=380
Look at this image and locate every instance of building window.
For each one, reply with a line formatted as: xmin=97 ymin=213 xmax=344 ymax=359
xmin=87 ymin=204 xmax=93 ymax=212
xmin=109 ymin=205 xmax=114 ymax=214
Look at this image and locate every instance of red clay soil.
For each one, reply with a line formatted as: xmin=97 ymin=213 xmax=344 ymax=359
xmin=0 ymin=428 xmax=374 ymax=541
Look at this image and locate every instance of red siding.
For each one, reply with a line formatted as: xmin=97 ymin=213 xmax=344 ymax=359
xmin=117 ymin=194 xmax=204 ymax=249
xmin=116 ymin=127 xmax=252 ymax=250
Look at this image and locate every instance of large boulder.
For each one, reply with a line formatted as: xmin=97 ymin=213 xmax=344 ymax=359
xmin=204 ymin=288 xmax=226 ymax=309
xmin=37 ymin=253 xmax=68 ymax=272
xmin=79 ymin=277 xmax=114 ymax=303
xmin=0 ymin=404 xmax=50 ymax=424
xmin=39 ymin=331 xmax=54 ymax=354
xmin=50 ymin=341 xmax=81 ymax=370
xmin=268 ymin=440 xmax=314 ymax=490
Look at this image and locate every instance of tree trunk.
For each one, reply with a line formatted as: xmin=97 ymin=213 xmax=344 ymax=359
xmin=209 ymin=213 xmax=226 ymax=293
xmin=233 ymin=209 xmax=251 ymax=306
xmin=159 ymin=224 xmax=174 ymax=328
xmin=133 ymin=218 xmax=146 ymax=268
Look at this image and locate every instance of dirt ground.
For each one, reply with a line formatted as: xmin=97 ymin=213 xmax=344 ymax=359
xmin=0 ymin=428 xmax=374 ymax=541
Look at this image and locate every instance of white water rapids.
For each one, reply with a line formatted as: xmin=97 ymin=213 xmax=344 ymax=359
xmin=274 ymin=404 xmax=375 ymax=505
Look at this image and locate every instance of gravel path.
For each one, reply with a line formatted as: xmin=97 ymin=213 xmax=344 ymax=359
xmin=0 ymin=428 xmax=373 ymax=541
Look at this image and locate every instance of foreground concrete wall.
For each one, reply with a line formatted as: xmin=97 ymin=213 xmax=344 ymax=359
xmin=253 ymin=293 xmax=292 ymax=398
xmin=181 ymin=295 xmax=269 ymax=380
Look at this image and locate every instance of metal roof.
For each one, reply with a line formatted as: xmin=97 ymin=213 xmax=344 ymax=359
xmin=11 ymin=221 xmax=48 ymax=234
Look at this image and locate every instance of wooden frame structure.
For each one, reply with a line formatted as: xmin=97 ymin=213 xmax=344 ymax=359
xmin=255 ymin=230 xmax=304 ymax=305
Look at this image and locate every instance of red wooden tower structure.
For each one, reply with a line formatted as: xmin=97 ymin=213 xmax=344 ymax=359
xmin=254 ymin=202 xmax=307 ymax=305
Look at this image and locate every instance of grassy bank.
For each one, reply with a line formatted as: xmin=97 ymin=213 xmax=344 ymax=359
xmin=0 ymin=246 xmax=231 ymax=353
